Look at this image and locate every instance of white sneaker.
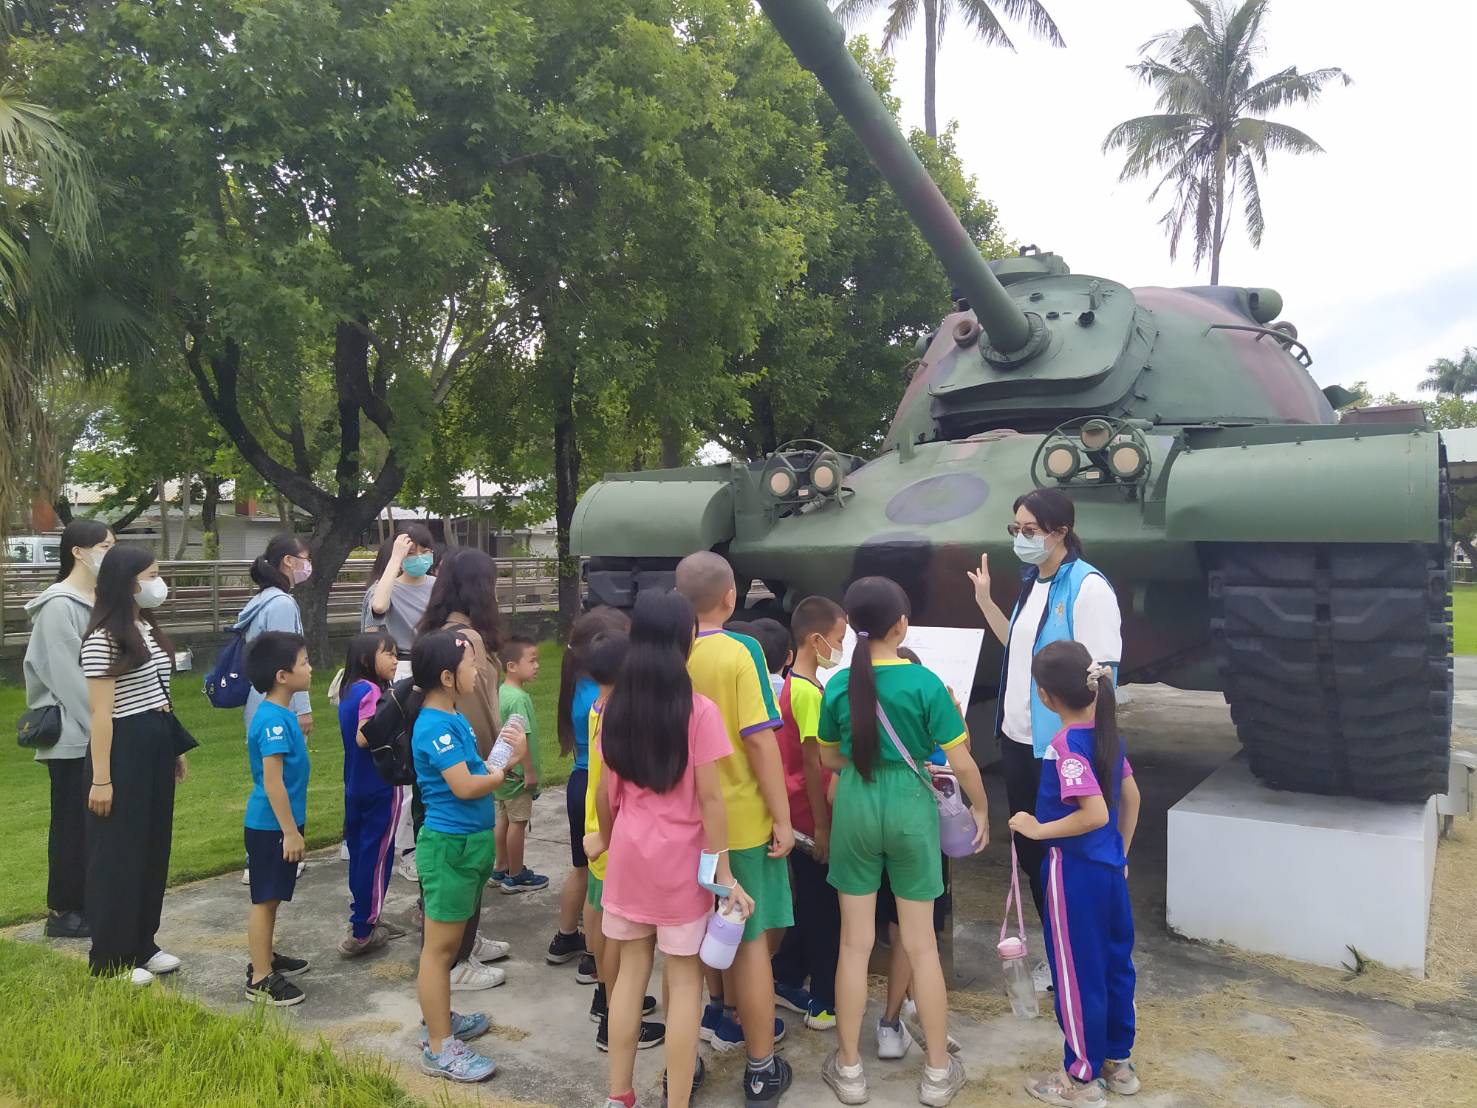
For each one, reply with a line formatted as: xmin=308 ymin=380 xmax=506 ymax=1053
xmin=901 ymin=998 xmax=961 ymax=1055
xmin=397 ymin=851 xmax=419 ymax=883
xmin=876 ymin=1016 xmax=913 ymax=1060
xmin=144 ymin=950 xmax=181 ymax=975
xmin=127 ymin=967 xmax=154 ymax=987
xmin=471 ymin=934 xmax=510 ymax=963
xmin=241 ymin=868 xmax=251 ymax=885
xmin=339 ymin=841 xmax=350 ymax=860
xmin=449 ymin=955 xmax=505 ymax=992
xmin=1032 ymin=959 xmax=1054 ymax=993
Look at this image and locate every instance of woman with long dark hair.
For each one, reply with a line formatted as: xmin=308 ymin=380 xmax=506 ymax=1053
xmin=817 ymin=576 xmax=988 ymax=1108
xmin=240 ymin=533 xmax=314 ymax=734
xmin=23 ymin=518 xmax=114 ymax=939
xmin=414 ymin=547 xmax=510 ymax=989
xmin=968 ymin=487 xmax=1122 ymax=979
xmin=81 ymin=544 xmax=192 ymax=984
xmin=364 ymin=524 xmax=438 ymax=679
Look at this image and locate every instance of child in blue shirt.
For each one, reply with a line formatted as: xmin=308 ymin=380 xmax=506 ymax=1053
xmin=412 ymin=629 xmax=526 ymax=1085
xmin=1008 ymin=639 xmax=1142 ymax=1108
xmin=243 ymin=630 xmax=313 ymax=1006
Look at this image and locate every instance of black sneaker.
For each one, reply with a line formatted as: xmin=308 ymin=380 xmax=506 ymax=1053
xmin=662 ymin=1055 xmax=706 ymax=1106
xmin=245 ymin=971 xmax=305 ymax=1007
xmin=743 ymin=1055 xmax=793 ymax=1107
xmin=589 ymin=983 xmax=657 ymax=1023
xmin=595 ymin=1016 xmax=665 ymax=1053
xmin=547 ymin=929 xmax=586 ymax=965
xmin=576 ymin=952 xmax=598 ymax=984
xmin=44 ymin=910 xmax=90 ymax=939
xmin=246 ymin=953 xmax=310 ymax=980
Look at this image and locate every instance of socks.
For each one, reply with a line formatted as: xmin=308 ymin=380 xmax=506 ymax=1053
xmin=881 ymin=1017 xmax=901 ymax=1030
xmin=837 ymin=1058 xmax=863 ymax=1078
xmin=924 ymin=1062 xmax=951 ymax=1081
xmin=747 ymin=1053 xmax=774 ymax=1074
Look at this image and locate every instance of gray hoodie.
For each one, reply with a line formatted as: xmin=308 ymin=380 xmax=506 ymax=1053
xmin=23 ymin=583 xmax=95 ymax=761
xmin=238 ymin=587 xmax=312 ymax=730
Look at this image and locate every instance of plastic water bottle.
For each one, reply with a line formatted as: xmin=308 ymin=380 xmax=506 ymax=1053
xmin=997 ymin=936 xmax=1039 ymax=1019
xmin=487 ymin=714 xmax=526 ymax=770
xmin=699 ymin=902 xmax=746 ymax=970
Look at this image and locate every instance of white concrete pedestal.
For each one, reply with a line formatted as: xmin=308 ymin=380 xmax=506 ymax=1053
xmin=1167 ymin=753 xmax=1437 ymax=977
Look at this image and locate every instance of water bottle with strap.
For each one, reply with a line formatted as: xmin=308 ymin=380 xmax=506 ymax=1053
xmin=998 ymin=842 xmax=1040 ymax=1019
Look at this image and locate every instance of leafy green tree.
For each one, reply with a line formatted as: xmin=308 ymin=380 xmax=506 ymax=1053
xmin=833 ymin=0 xmax=1062 ymax=138
xmin=1103 ymin=0 xmax=1349 ymax=284
xmin=1419 ymin=347 xmax=1477 ymax=398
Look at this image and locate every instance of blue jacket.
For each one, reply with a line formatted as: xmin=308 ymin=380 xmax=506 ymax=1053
xmin=995 ymin=555 xmax=1118 ymax=757
xmin=240 ymin=587 xmax=311 ymax=730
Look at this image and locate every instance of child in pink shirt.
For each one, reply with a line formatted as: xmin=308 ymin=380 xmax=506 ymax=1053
xmin=584 ymin=589 xmax=753 ymax=1108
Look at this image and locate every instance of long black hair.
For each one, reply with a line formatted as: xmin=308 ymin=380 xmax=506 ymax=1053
xmin=411 ymin=628 xmax=470 ymax=695
xmin=842 ymin=576 xmax=911 ymax=781
xmin=417 ymin=547 xmax=502 ymax=655
xmin=343 ymin=630 xmax=397 ymax=692
xmin=1031 ymin=639 xmax=1120 ymax=800
xmin=603 ymin=591 xmax=695 ymax=794
xmin=557 ymin=605 xmax=631 ymax=756
xmin=56 ymin=518 xmax=111 ymax=582
xmin=251 ymin=532 xmax=308 ymax=593
xmin=1013 ymin=488 xmax=1084 ymax=559
xmin=83 ymin=544 xmax=174 ymax=676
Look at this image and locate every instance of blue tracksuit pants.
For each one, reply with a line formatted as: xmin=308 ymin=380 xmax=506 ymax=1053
xmin=345 ymin=787 xmax=401 ymax=940
xmin=1041 ymin=847 xmax=1136 ymax=1082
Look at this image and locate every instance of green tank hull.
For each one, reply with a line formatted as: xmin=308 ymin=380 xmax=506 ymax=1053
xmin=571 ymin=0 xmax=1452 ymax=802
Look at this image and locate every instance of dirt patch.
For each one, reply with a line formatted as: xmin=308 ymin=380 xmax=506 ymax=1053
xmin=368 ymin=959 xmax=417 ymax=982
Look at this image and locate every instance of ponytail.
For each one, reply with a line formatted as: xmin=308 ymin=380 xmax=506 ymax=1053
xmin=557 ymin=606 xmax=631 ymax=756
xmin=251 ymin=532 xmax=306 ymax=593
xmin=841 ymin=576 xmax=912 ymax=783
xmin=1091 ymin=673 xmax=1119 ymax=802
xmin=1032 ymin=640 xmax=1122 ymax=801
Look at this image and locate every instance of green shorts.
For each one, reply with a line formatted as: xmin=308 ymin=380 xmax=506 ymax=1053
xmin=587 ymin=872 xmax=604 ymax=911
xmin=729 ymin=843 xmax=794 ymax=942
xmin=417 ymin=827 xmax=495 ymax=923
xmin=827 ymin=763 xmax=942 ymax=903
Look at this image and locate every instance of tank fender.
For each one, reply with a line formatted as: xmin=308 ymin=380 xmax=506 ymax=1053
xmin=1164 ymin=432 xmax=1440 ymax=543
xmin=571 ymin=476 xmax=735 ymax=558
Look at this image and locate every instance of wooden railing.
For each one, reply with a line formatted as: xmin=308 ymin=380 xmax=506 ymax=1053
xmin=0 ymin=557 xmax=571 ymax=647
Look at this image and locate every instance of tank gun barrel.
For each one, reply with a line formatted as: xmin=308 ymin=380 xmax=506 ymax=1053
xmin=759 ymin=0 xmax=1036 ymax=356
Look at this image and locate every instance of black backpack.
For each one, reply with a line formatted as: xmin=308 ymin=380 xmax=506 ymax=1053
xmin=360 ymin=676 xmax=421 ymax=787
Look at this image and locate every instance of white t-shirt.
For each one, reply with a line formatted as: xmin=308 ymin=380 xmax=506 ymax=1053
xmin=1002 ymin=572 xmax=1122 ymax=747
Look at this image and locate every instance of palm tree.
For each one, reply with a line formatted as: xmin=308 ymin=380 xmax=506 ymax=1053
xmin=1103 ymin=0 xmax=1349 ymax=284
xmin=1419 ymin=348 xmax=1477 ymax=398
xmin=834 ymin=0 xmax=1063 ymax=138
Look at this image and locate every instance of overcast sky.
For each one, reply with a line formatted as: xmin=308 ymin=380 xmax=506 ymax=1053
xmin=847 ymin=0 xmax=1477 ymax=399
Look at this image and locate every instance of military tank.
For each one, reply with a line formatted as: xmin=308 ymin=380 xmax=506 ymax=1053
xmin=572 ymin=0 xmax=1453 ymax=803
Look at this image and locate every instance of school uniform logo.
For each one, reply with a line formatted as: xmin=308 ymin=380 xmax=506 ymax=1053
xmin=434 ymin=733 xmax=454 ymax=753
xmin=1060 ymin=756 xmax=1088 ymax=787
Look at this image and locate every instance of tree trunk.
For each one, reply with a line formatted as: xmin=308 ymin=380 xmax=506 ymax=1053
xmin=201 ymin=475 xmax=222 ymax=535
xmin=1210 ymin=135 xmax=1228 ymax=285
xmin=923 ymin=0 xmax=939 ymax=138
xmin=174 ymin=474 xmax=192 ymax=559
xmin=552 ymin=357 xmax=581 ymax=634
xmin=157 ymin=478 xmax=170 ymax=559
xmin=297 ymin=517 xmax=365 ymax=664
xmin=52 ymin=497 xmax=73 ymax=525
xmin=276 ymin=493 xmax=290 ymax=526
xmin=660 ymin=423 xmax=685 ymax=469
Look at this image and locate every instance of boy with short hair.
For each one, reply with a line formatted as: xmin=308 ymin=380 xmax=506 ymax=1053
xmin=243 ymin=630 xmax=313 ymax=1006
xmin=771 ymin=597 xmax=847 ymax=1033
xmin=493 ymin=636 xmax=548 ymax=894
xmin=674 ymin=552 xmax=794 ymax=1106
xmin=748 ymin=618 xmax=792 ymax=703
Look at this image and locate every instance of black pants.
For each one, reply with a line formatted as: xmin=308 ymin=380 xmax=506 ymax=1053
xmin=772 ymin=850 xmax=840 ymax=1011
xmin=411 ymin=783 xmax=479 ymax=964
xmin=1001 ymin=735 xmax=1047 ymax=925
xmin=46 ymin=757 xmax=89 ymax=915
xmin=85 ymin=712 xmax=177 ymax=975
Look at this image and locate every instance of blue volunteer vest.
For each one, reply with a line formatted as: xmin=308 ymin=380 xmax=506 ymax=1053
xmin=994 ymin=555 xmax=1119 ymax=757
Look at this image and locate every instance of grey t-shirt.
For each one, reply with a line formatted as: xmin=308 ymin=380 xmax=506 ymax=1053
xmin=362 ymin=577 xmax=436 ymax=652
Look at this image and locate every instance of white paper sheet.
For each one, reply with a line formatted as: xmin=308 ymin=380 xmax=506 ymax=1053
xmin=815 ymin=624 xmax=987 ymax=699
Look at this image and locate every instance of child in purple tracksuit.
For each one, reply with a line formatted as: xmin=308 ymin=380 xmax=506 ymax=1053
xmin=1008 ymin=640 xmax=1143 ymax=1108
xmin=337 ymin=631 xmax=405 ymax=956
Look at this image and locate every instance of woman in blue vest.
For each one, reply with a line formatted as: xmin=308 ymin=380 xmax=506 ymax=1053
xmin=969 ymin=488 xmax=1121 ymax=980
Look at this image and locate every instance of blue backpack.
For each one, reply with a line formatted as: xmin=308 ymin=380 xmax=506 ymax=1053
xmin=203 ymin=600 xmax=279 ymax=708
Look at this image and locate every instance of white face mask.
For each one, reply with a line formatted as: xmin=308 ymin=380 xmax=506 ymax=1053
xmin=1013 ymin=531 xmax=1052 ymax=566
xmin=78 ymin=549 xmax=107 ymax=576
xmin=136 ymin=576 xmax=169 ymax=609
xmin=814 ymin=636 xmax=842 ymax=669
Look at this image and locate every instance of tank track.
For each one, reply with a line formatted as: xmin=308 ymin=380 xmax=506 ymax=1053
xmin=1209 ymin=524 xmax=1453 ymax=802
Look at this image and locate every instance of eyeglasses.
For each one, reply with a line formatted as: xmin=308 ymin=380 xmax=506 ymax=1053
xmin=1006 ymin=523 xmax=1051 ymax=538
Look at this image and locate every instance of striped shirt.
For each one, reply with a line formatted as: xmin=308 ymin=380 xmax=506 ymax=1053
xmin=80 ymin=623 xmax=172 ymax=718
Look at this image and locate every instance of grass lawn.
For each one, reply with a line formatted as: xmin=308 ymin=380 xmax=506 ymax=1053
xmin=0 ymin=938 xmax=426 ymax=1107
xmin=0 ymin=641 xmax=566 ymax=927
xmin=1454 ymin=584 xmax=1477 ymax=656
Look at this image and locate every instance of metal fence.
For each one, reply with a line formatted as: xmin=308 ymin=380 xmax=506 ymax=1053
xmin=0 ymin=557 xmax=568 ymax=647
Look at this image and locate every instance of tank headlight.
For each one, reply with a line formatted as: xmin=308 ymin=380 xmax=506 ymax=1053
xmin=1043 ymin=443 xmax=1081 ymax=482
xmin=809 ymin=451 xmax=843 ymax=495
xmin=1079 ymin=419 xmax=1113 ymax=452
xmin=1106 ymin=441 xmax=1148 ymax=480
xmin=762 ymin=457 xmax=799 ymax=500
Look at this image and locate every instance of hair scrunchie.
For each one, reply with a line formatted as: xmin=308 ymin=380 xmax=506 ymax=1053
xmin=1086 ymin=661 xmax=1111 ymax=690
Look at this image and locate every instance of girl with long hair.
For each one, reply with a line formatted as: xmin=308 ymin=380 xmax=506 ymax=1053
xmin=81 ymin=544 xmax=191 ymax=983
xmin=818 ymin=576 xmax=988 ymax=1108
xmin=23 ymin=518 xmax=114 ymax=938
xmin=549 ymin=605 xmax=631 ymax=979
xmin=1009 ymin=639 xmax=1142 ymax=1107
xmin=240 ymin=532 xmax=314 ymax=734
xmin=585 ymin=589 xmax=751 ymax=1108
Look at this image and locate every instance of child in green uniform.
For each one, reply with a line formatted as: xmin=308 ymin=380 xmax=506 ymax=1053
xmin=493 ymin=636 xmax=547 ymax=893
xmin=817 ymin=576 xmax=989 ymax=1108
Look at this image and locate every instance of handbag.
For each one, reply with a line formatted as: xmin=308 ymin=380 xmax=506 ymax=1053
xmin=15 ymin=704 xmax=62 ymax=749
xmin=875 ymin=703 xmax=979 ymax=858
xmin=153 ymin=666 xmax=200 ymax=756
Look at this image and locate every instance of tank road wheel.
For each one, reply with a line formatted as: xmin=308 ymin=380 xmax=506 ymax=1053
xmin=1209 ymin=540 xmax=1453 ymax=802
